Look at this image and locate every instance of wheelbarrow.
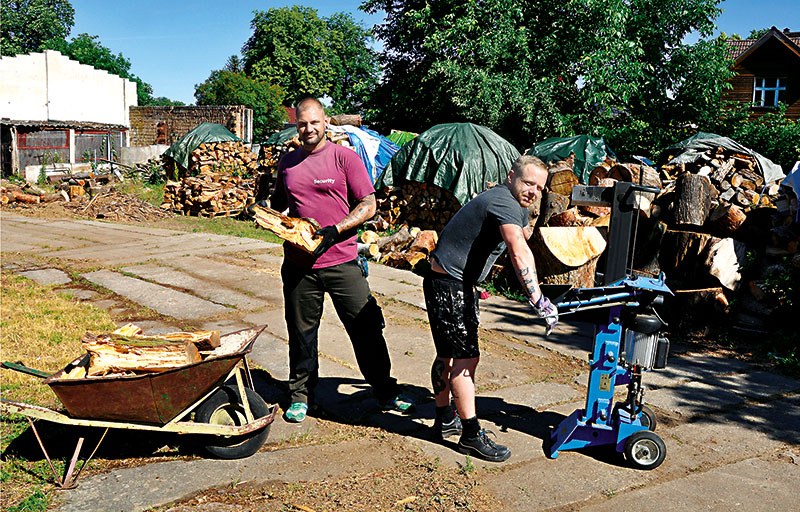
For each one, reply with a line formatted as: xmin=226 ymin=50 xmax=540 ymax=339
xmin=0 ymin=326 xmax=277 ymax=488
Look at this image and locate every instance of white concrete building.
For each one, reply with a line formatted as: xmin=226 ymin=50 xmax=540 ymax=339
xmin=0 ymin=50 xmax=138 ymax=178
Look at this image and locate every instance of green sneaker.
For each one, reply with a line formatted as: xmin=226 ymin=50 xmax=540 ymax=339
xmin=284 ymin=402 xmax=308 ymax=423
xmin=380 ymin=393 xmax=415 ymax=413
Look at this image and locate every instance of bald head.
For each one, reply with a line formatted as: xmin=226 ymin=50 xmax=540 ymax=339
xmin=296 ymin=97 xmax=328 ymax=151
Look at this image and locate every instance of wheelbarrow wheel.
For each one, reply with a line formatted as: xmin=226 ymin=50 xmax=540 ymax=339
xmin=195 ymin=385 xmax=271 ymax=459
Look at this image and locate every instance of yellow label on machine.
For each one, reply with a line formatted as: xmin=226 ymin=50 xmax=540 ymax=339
xmin=599 ymin=373 xmax=611 ymax=392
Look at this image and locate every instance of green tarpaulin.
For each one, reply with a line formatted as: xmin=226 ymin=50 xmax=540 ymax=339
xmin=659 ymin=132 xmax=785 ymax=183
xmin=163 ymin=123 xmax=241 ymax=170
xmin=263 ymin=127 xmax=297 ymax=146
xmin=386 ymin=130 xmax=417 ymax=148
xmin=375 ymin=123 xmax=520 ymax=205
xmin=525 ymin=135 xmax=617 ymax=184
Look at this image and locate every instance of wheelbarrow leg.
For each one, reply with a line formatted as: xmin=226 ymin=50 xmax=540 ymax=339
xmin=26 ymin=417 xmax=109 ymax=489
xmin=235 ymin=364 xmax=255 ymax=424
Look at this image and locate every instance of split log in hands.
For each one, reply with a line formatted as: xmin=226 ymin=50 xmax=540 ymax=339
xmin=251 ymin=204 xmax=322 ymax=254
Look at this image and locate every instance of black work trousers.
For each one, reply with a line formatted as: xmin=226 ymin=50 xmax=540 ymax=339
xmin=281 ymin=259 xmax=399 ymax=404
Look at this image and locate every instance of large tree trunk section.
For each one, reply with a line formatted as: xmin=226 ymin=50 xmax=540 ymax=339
xmin=530 ymin=226 xmax=607 ymax=287
xmin=658 ymin=229 xmax=720 ymax=288
xmin=631 ymin=219 xmax=668 ymax=276
xmin=548 ymin=169 xmax=579 ymax=197
xmin=674 ymin=173 xmax=712 ymax=227
xmin=536 ymin=192 xmax=570 ymax=227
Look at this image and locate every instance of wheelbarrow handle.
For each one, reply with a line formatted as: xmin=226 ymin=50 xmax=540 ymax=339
xmin=1 ymin=361 xmax=50 ymax=378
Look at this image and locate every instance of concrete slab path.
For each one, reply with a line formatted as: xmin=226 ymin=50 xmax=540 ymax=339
xmin=1 ymin=211 xmax=798 ymax=512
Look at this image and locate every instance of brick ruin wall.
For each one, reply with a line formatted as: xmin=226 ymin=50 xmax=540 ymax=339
xmin=129 ymin=105 xmax=252 ymax=146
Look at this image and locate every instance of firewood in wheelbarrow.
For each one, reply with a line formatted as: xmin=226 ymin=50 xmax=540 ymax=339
xmin=251 ymin=204 xmax=322 ymax=254
xmin=81 ymin=332 xmax=203 ymax=376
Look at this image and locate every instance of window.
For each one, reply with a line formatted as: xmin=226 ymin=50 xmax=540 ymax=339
xmin=753 ymin=77 xmax=786 ymax=108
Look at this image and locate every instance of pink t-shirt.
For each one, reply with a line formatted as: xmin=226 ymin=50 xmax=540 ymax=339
xmin=273 ymin=142 xmax=374 ymax=269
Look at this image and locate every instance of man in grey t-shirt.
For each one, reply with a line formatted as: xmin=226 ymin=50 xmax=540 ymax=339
xmin=424 ymin=155 xmax=558 ymax=462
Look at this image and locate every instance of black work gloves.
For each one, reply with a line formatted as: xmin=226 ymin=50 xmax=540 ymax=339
xmin=313 ymin=225 xmax=339 ymax=257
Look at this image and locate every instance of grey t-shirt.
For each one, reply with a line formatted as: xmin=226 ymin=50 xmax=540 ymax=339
xmin=432 ymin=184 xmax=528 ymax=284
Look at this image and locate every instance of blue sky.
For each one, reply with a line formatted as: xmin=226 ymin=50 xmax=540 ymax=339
xmin=69 ymin=0 xmax=800 ymax=105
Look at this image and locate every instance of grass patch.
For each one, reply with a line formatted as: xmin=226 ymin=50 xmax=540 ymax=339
xmin=1 ymin=272 xmax=118 ymax=510
xmin=116 ymin=179 xmax=164 ymax=207
xmin=149 ymin=214 xmax=283 ymax=245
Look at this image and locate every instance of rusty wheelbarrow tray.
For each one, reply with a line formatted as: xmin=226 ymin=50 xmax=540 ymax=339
xmin=0 ymin=326 xmax=276 ymax=489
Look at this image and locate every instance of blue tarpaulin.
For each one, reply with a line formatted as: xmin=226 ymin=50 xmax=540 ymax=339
xmin=328 ymin=125 xmax=400 ymax=184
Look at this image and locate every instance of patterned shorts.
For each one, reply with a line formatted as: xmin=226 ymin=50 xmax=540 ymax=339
xmin=423 ymin=272 xmax=480 ymax=359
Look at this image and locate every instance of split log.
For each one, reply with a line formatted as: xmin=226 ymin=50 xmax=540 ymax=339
xmin=658 ymin=230 xmax=724 ymax=288
xmin=82 ymin=333 xmax=203 ymax=376
xmin=536 ymin=192 xmax=570 ymax=226
xmin=674 ymin=173 xmax=711 ymax=227
xmin=252 ymin=204 xmax=321 ymax=253
xmin=530 ymin=226 xmax=607 ymax=287
xmin=707 ymin=204 xmax=746 ymax=235
xmin=710 ymin=159 xmax=735 ymax=184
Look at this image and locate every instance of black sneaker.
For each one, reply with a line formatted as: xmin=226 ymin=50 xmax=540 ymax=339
xmin=433 ymin=414 xmax=462 ymax=440
xmin=458 ymin=429 xmax=511 ymax=462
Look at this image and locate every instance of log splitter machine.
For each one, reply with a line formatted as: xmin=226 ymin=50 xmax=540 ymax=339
xmin=546 ymin=181 xmax=672 ymax=470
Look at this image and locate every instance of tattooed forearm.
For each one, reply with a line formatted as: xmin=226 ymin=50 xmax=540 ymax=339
xmin=336 ymin=194 xmax=376 ymax=233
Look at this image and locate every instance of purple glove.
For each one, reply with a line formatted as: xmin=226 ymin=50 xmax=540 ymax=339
xmin=529 ymin=295 xmax=559 ymax=336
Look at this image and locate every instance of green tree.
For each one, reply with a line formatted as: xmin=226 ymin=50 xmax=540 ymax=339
xmin=322 ymin=12 xmax=379 ymax=114
xmin=242 ymin=6 xmax=378 ymax=112
xmin=362 ymin=0 xmax=732 ymax=158
xmin=1 ymin=0 xmax=74 ymax=56
xmin=194 ymin=70 xmax=287 ymax=142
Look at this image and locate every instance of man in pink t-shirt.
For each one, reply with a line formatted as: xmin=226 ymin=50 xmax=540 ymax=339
xmin=270 ymin=97 xmax=414 ymax=423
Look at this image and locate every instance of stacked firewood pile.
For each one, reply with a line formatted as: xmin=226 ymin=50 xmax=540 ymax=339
xmin=186 ymin=141 xmax=259 ymax=177
xmin=358 ymin=225 xmax=439 ymax=271
xmin=375 ymin=181 xmax=462 ymax=232
xmin=518 ymin=147 xmax=796 ymax=331
xmin=161 ymin=173 xmax=254 ymax=217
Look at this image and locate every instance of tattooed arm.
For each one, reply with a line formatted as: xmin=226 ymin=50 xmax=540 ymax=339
xmin=499 ymin=223 xmax=542 ymax=303
xmin=333 ymin=193 xmax=377 ymax=234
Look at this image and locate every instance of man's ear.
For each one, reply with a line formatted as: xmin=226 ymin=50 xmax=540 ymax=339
xmin=507 ymin=169 xmax=515 ymax=182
